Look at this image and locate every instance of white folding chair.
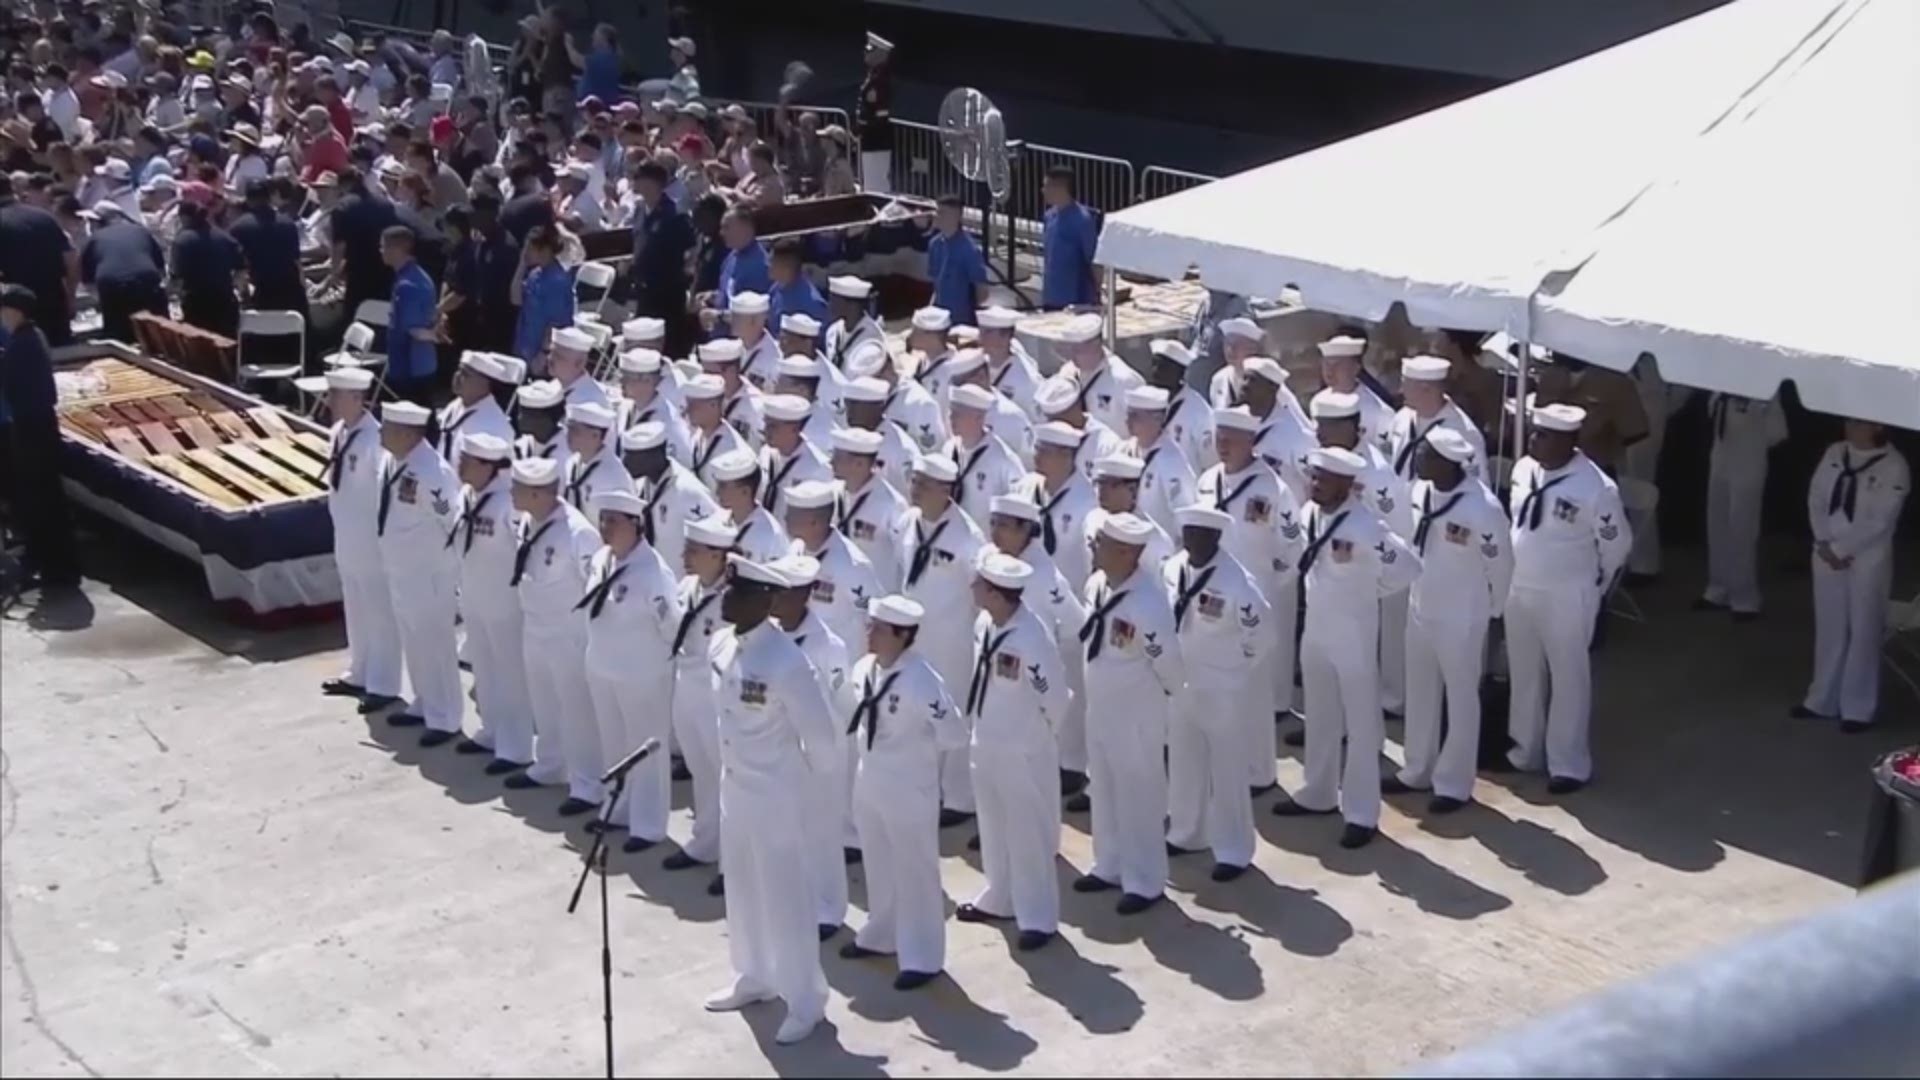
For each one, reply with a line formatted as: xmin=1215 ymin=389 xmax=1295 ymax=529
xmin=352 ymin=299 xmax=392 ymax=331
xmin=237 ymin=309 xmax=307 ymax=397
xmin=1608 ymin=476 xmax=1660 ymax=623
xmin=572 ymin=315 xmax=619 ymax=382
xmin=575 ymin=261 xmax=617 ymax=319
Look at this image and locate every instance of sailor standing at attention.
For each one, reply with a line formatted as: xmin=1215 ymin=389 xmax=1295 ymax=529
xmin=710 ymin=447 xmax=794 ymax=565
xmin=1387 ymin=355 xmax=1485 ymax=486
xmin=581 ymin=488 xmax=683 ymax=851
xmin=548 ymin=325 xmax=612 ymax=410
xmin=702 ymin=556 xmax=839 ymax=1045
xmin=561 ymin=402 xmax=632 ymax=523
xmin=1074 ymin=512 xmax=1187 ymax=914
xmin=845 ymin=340 xmax=949 ymax=455
xmin=944 ymin=383 xmax=1026 ymax=526
xmin=1272 ymin=447 xmax=1418 ymax=849
xmin=1795 ymin=418 xmax=1909 ymax=733
xmin=1313 ymin=389 xmax=1414 ymax=718
xmin=1029 ymin=420 xmax=1101 ymax=596
xmin=957 ymin=553 xmax=1069 ymax=951
xmin=1386 ymin=430 xmax=1510 ymax=813
xmin=698 ymin=337 xmax=766 ymax=450
xmin=1122 ymin=385 xmax=1199 ymax=540
xmin=1085 ymin=454 xmax=1177 ymax=580
xmin=615 ymin=348 xmax=694 ymax=467
xmin=943 ymin=348 xmax=1035 ymax=465
xmin=1502 ymin=403 xmax=1630 ymax=793
xmin=905 ymin=305 xmax=958 ymax=403
xmin=683 ymin=373 xmax=749 ymax=489
xmin=822 ymin=275 xmax=883 ymax=375
xmin=782 ymin=478 xmax=884 ymax=655
xmin=321 ymin=367 xmax=406 ymax=713
xmin=840 ymin=595 xmax=968 ymax=989
xmin=446 ymin=433 xmax=538 ymax=776
xmin=1206 ymin=317 xmax=1264 ymax=409
xmin=663 ymin=515 xmax=739 ymax=889
xmin=1311 ymin=335 xmax=1395 ymax=456
xmin=756 ymin=393 xmax=832 ymax=521
xmin=773 ymin=354 xmax=842 ymax=447
xmin=1239 ymin=356 xmax=1317 ymax=505
xmin=374 ymin=401 xmax=466 ymax=745
xmin=976 ymin=305 xmax=1043 ymax=421
xmin=436 ymin=351 xmax=518 ymax=469
xmin=1045 ymin=313 xmax=1144 ymax=441
xmin=512 ymin=379 xmax=572 ymax=466
xmin=1144 ymin=338 xmax=1215 ymax=470
xmin=830 ymin=426 xmax=909 ymax=589
xmin=1698 ymin=391 xmax=1788 ymax=619
xmin=985 ymin=494 xmax=1089 ymax=801
xmin=620 ymin=421 xmax=721 ymax=583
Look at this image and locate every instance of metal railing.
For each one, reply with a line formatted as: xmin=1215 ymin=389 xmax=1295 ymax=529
xmin=1139 ymin=164 xmax=1217 ymax=202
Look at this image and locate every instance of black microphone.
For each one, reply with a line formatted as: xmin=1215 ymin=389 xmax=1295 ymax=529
xmin=600 ymin=737 xmax=662 ymax=784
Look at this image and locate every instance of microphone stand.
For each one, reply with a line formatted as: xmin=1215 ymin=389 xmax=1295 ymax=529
xmin=567 ymin=770 xmax=629 ymax=1080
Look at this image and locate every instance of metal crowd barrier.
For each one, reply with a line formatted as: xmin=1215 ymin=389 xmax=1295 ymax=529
xmin=890 ymin=119 xmax=971 ymax=203
xmin=1138 ymin=164 xmax=1217 ymax=202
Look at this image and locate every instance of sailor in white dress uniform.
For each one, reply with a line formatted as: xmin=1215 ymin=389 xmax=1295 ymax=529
xmin=447 ymin=433 xmax=537 ymax=773
xmin=710 ymin=448 xmax=793 ymax=565
xmin=373 ymin=401 xmax=465 ymax=742
xmin=683 ymin=373 xmax=749 ymax=489
xmin=1145 ymin=338 xmax=1215 ymax=471
xmin=894 ymin=454 xmax=986 ymax=823
xmin=615 ymin=348 xmax=695 ymax=468
xmin=320 ymin=367 xmax=404 ymax=712
xmin=944 ymin=383 xmax=1027 ymax=527
xmin=435 ymin=351 xmax=517 ymax=470
xmin=830 ymin=426 xmax=910 ymax=589
xmin=977 ymin=305 xmax=1043 ymax=422
xmin=756 ymin=393 xmax=832 ymax=522
xmin=1046 ymin=312 xmax=1143 ymax=440
xmin=560 ymin=401 xmax=633 ymax=525
xmin=1310 ymin=335 xmax=1394 ymax=456
xmin=1123 ymin=384 xmax=1199 ymax=540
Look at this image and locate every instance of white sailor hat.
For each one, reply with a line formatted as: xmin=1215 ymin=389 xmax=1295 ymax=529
xmin=1126 ymin=386 xmax=1170 ymax=412
xmin=977 ymin=306 xmax=1020 ymax=330
xmin=1531 ymin=402 xmax=1586 ymax=433
xmin=459 ymin=432 xmax=511 ymax=463
xmin=517 ymin=379 xmax=566 ymax=409
xmin=1034 ymin=378 xmax=1080 ymax=417
xmin=1218 ymin=317 xmax=1263 ymax=342
xmin=1033 ymin=420 xmax=1084 ymax=449
xmin=728 ymin=554 xmax=789 ymax=588
xmin=831 ymin=427 xmax=884 ymax=455
xmin=1057 ymin=313 xmax=1104 ymax=344
xmin=989 ymin=494 xmax=1041 ymax=523
xmin=1176 ymin=504 xmax=1234 ymax=532
xmin=621 ymin=422 xmax=668 ymax=452
xmin=769 ymin=553 xmax=820 ymax=587
xmin=780 ymin=312 xmax=822 ymax=337
xmin=1243 ymin=356 xmax=1287 ymax=386
xmin=1402 ymin=354 xmax=1452 ymax=382
xmin=686 ymin=513 xmax=740 ymax=548
xmin=682 ymin=374 xmax=727 ymax=401
xmin=1212 ymin=405 xmax=1260 ymax=433
xmin=1311 ymin=391 xmax=1361 ymax=420
xmin=1308 ymin=446 xmax=1365 ymax=477
xmin=711 ymin=448 xmax=760 ymax=483
xmin=840 ymin=376 xmax=890 ymax=404
xmin=384 ymin=401 xmax=430 ymax=426
xmin=459 ymin=350 xmax=513 ymax=382
xmin=697 ymin=338 xmax=745 ymax=364
xmin=760 ymin=394 xmax=811 ymax=422
xmin=911 ymin=306 xmax=951 ymax=333
xmin=951 ymin=326 xmax=979 ymax=346
xmin=325 ymin=366 xmax=374 ymax=391
xmin=497 ymin=356 xmax=529 ymax=385
xmin=867 ymin=595 xmax=925 ymax=630
xmin=619 ymin=348 xmax=664 ymax=375
xmin=1098 ymin=512 xmax=1155 ymax=546
xmin=845 ymin=341 xmax=891 ymax=378
xmin=977 ymin=551 xmax=1032 ymax=590
xmin=1319 ymin=335 xmax=1366 ymax=359
xmin=730 ymin=291 xmax=770 ymax=316
xmin=865 ymin=31 xmax=895 ymax=53
xmin=621 ymin=317 xmax=666 ymax=344
xmin=512 ymin=457 xmax=562 ymax=486
xmin=1425 ymin=427 xmax=1476 ymax=465
xmin=783 ymin=479 xmax=840 ymax=510
xmin=827 ymin=275 xmax=874 ymax=300
xmin=949 ymin=384 xmax=995 ymax=412
xmin=914 ymin=454 xmax=959 ymax=483
xmin=551 ymin=326 xmax=595 ymax=354
xmin=566 ymin=402 xmax=617 ymax=430
xmin=1149 ymin=339 xmax=1195 ymax=367
xmin=776 ymin=354 xmax=820 ymax=380
xmin=591 ymin=488 xmax=648 ymax=519
xmin=947 ymin=348 xmax=987 ymax=377
xmin=1093 ymin=454 xmax=1145 ymax=481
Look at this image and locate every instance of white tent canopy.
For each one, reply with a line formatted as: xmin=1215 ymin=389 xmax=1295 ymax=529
xmin=1533 ymin=0 xmax=1918 ymax=429
xmin=1094 ymin=0 xmax=1849 ymax=336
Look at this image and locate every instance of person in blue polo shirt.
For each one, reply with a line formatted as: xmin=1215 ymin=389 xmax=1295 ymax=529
xmin=1040 ymin=166 xmax=1098 ymax=310
xmin=926 ymin=193 xmax=987 ymax=327
xmin=767 ymin=237 xmax=826 ymax=328
xmin=511 ymin=225 xmax=576 ymax=373
xmin=381 ymin=226 xmax=440 ymax=404
xmin=699 ymin=205 xmax=770 ymax=332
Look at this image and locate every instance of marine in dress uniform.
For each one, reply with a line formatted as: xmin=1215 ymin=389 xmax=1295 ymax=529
xmin=1315 ymin=390 xmax=1414 ymax=718
xmin=773 ymin=354 xmax=840 ymax=448
xmin=581 ymin=489 xmax=684 ymax=850
xmin=446 ymin=433 xmax=538 ymax=775
xmin=664 ymin=515 xmax=738 ymax=882
xmin=560 ymin=402 xmax=633 ymax=524
xmin=549 ymin=326 xmax=612 ymax=411
xmin=1387 ymin=355 xmax=1486 ymax=486
xmin=895 ymin=454 xmax=987 ymax=823
xmin=512 ymin=379 xmax=573 ymax=468
xmin=698 ymin=338 xmax=766 ymax=450
xmin=1123 ymin=385 xmax=1199 ymax=540
xmin=1162 ymin=505 xmax=1269 ymax=878
xmin=615 ymin=348 xmax=694 ymax=468
xmin=1388 ymin=430 xmax=1511 ymax=812
xmin=1503 ymin=403 xmax=1631 ymax=792
xmin=856 ymin=33 xmax=896 ymax=195
xmin=683 ymin=373 xmax=749 ymax=489
xmin=1206 ymin=317 xmax=1263 ymax=409
xmin=729 ymin=291 xmax=782 ymax=389
xmin=702 ymin=556 xmax=839 ymax=1045
xmin=1273 ymin=447 xmax=1419 ymax=848
xmin=1084 ymin=454 xmax=1177 ymax=581
xmin=840 ymin=595 xmax=968 ymax=988
xmin=822 ymin=275 xmax=884 ymax=375
xmin=621 ymin=421 xmax=721 ymax=584
xmin=502 ymin=457 xmax=606 ymax=814
xmin=957 ymin=553 xmax=1069 ymax=950
xmin=1699 ymin=392 xmax=1788 ymax=617
xmin=944 ymin=384 xmax=1027 ymax=527
xmin=783 ymin=480 xmax=885 ymax=659
xmin=1075 ymin=513 xmax=1187 ymax=912
xmin=1145 ymin=338 xmax=1215 ymax=470
xmin=1311 ymin=336 xmax=1395 ymax=456
xmin=319 ymin=368 xmax=405 ymax=712
xmin=830 ymin=426 xmax=910 ymax=589
xmin=1048 ymin=312 xmax=1144 ymax=442
xmin=757 ymin=394 xmax=832 ymax=521
xmin=710 ymin=448 xmax=793 ymax=565
xmin=435 ymin=351 xmax=518 ymax=470
xmin=977 ymin=306 xmax=1043 ymax=422
xmin=985 ymin=494 xmax=1091 ymax=800
xmin=374 ymin=401 xmax=466 ymax=744
xmin=945 ymin=349 xmax=1034 ymax=465
xmin=1035 ymin=377 xmax=1126 ymax=485
xmin=1795 ymin=421 xmax=1909 ymax=732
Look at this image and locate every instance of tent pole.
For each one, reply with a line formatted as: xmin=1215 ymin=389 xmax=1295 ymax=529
xmin=1510 ymin=335 xmax=1531 ymax=465
xmin=1102 ymin=267 xmax=1117 ymax=349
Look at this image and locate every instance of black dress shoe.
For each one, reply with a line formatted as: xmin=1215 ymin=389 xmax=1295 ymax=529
xmin=1381 ymin=775 xmax=1422 ymax=795
xmin=1788 ymin=704 xmax=1826 ymax=720
xmin=1338 ymin=824 xmax=1377 ymax=849
xmin=1270 ymin=798 xmax=1335 ymax=817
xmin=1064 ymin=792 xmax=1091 ymax=813
xmin=817 ymin=923 xmax=841 ymax=942
xmin=484 ymin=758 xmax=526 ymax=776
xmin=966 ymin=833 xmax=981 ymax=851
xmin=1016 ymin=930 xmax=1055 ymax=952
xmin=557 ymin=797 xmax=598 ymax=817
xmin=1058 ymin=769 xmax=1088 ymax=796
xmin=1165 ymin=841 xmax=1202 ymax=857
xmin=893 ymin=969 xmax=939 ymax=991
xmin=955 ymin=903 xmax=1011 ymax=924
xmin=1115 ymin=893 xmax=1162 ymax=916
xmin=622 ymin=835 xmax=657 ymax=854
xmin=418 ymin=729 xmax=456 ymax=748
xmin=1691 ymin=596 xmax=1726 ymax=612
xmin=357 ymin=694 xmax=402 ymax=714
xmin=321 ymin=678 xmax=365 ymax=697
xmin=1546 ymin=776 xmax=1587 ymax=796
xmin=1428 ymin=796 xmax=1468 ymax=814
xmin=454 ymin=736 xmax=491 ymax=755
xmin=1071 ymin=873 xmax=1117 ymax=894
xmin=1282 ymin=728 xmax=1306 ymax=747
xmin=938 ymin=808 xmax=976 ymax=828
xmin=1210 ymin=863 xmax=1247 ymax=882
xmin=662 ymin=850 xmax=702 ymax=871
xmin=387 ymin=711 xmax=426 ymax=728
xmin=1839 ymin=720 xmax=1871 ymax=735
xmin=670 ymin=757 xmax=692 ymax=782
xmin=838 ymin=941 xmax=882 ymax=960
xmin=842 ymin=846 xmax=863 ymax=865
xmin=1248 ymin=782 xmax=1278 ymax=797
xmin=705 ymin=874 xmax=725 ymax=897
xmin=502 ymin=772 xmax=544 ymax=789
